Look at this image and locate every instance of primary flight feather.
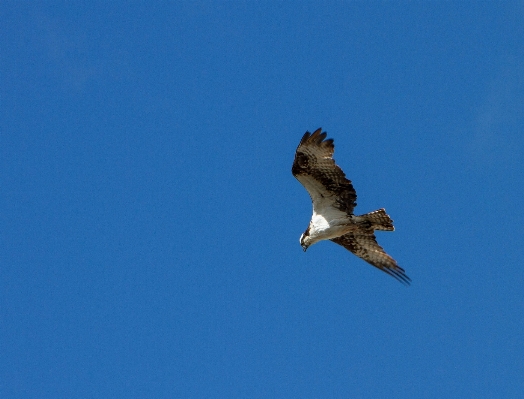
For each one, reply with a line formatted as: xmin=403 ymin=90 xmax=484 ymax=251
xmin=292 ymin=128 xmax=410 ymax=285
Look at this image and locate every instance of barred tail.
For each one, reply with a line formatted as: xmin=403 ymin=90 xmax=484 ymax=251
xmin=363 ymin=208 xmax=394 ymax=231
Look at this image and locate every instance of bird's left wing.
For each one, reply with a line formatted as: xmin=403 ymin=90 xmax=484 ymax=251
xmin=292 ymin=128 xmax=357 ymax=214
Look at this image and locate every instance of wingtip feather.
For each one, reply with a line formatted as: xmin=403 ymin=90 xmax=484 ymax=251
xmin=300 ymin=128 xmax=332 ymax=147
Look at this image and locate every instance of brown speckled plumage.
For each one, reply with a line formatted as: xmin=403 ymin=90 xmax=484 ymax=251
xmin=293 ymin=128 xmax=410 ymax=285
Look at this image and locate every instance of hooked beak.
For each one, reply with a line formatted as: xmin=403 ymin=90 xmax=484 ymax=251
xmin=301 ymin=244 xmax=308 ymax=252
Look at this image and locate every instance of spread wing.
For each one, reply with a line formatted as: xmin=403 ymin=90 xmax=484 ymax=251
xmin=292 ymin=128 xmax=357 ymax=215
xmin=331 ymin=232 xmax=411 ymax=285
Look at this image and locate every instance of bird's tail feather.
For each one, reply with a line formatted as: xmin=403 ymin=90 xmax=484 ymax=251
xmin=361 ymin=208 xmax=394 ymax=231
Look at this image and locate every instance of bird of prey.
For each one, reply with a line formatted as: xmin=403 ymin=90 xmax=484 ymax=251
xmin=292 ymin=128 xmax=410 ymax=285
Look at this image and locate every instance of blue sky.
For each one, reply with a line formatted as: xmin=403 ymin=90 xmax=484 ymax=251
xmin=2 ymin=2 xmax=524 ymax=398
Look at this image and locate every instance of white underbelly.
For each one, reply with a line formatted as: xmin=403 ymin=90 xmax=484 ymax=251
xmin=310 ymin=212 xmax=355 ymax=240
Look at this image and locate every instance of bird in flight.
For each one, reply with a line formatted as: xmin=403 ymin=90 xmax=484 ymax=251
xmin=292 ymin=128 xmax=410 ymax=285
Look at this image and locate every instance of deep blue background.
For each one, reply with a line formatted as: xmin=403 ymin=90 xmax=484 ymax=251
xmin=2 ymin=2 xmax=524 ymax=398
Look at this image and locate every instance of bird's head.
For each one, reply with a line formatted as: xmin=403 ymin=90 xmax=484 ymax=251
xmin=299 ymin=229 xmax=311 ymax=252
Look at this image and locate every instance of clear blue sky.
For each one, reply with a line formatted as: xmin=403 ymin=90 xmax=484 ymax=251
xmin=2 ymin=2 xmax=524 ymax=398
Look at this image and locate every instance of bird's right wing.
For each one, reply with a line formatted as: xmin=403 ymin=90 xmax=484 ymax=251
xmin=331 ymin=232 xmax=411 ymax=285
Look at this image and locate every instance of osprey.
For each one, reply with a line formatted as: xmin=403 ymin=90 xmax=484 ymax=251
xmin=292 ymin=128 xmax=410 ymax=285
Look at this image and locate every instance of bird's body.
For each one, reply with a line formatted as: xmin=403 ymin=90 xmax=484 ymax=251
xmin=304 ymin=210 xmax=357 ymax=243
xmin=292 ymin=128 xmax=410 ymax=285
